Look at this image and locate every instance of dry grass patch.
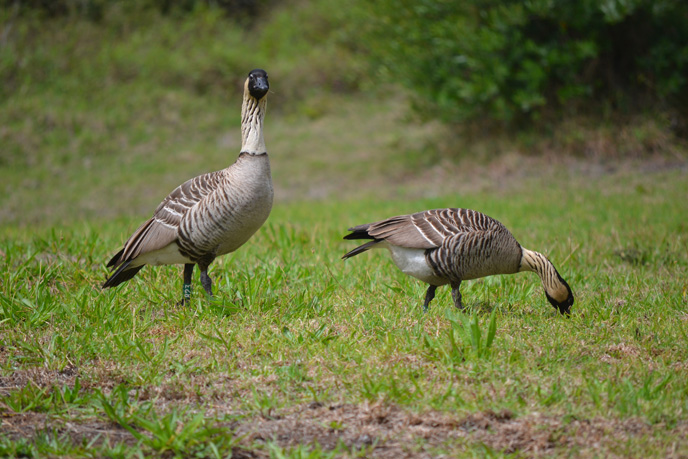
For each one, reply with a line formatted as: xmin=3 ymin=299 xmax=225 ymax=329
xmin=5 ymin=397 xmax=686 ymax=457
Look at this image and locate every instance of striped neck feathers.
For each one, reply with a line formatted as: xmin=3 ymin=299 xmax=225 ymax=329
xmin=240 ymin=87 xmax=267 ymax=155
xmin=520 ymin=248 xmax=571 ymax=306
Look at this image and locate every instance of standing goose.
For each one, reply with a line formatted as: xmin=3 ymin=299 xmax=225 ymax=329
xmin=343 ymin=208 xmax=573 ymax=314
xmin=103 ymin=69 xmax=273 ymax=303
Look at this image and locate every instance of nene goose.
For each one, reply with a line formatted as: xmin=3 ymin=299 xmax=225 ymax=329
xmin=343 ymin=208 xmax=574 ymax=314
xmin=103 ymin=69 xmax=272 ymax=303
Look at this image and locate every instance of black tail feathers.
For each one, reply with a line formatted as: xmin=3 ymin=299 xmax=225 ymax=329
xmin=102 ymin=260 xmax=145 ymax=289
xmin=342 ymin=240 xmax=381 ymax=259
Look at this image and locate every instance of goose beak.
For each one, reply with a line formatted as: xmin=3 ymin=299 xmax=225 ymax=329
xmin=249 ymin=75 xmax=269 ymax=100
xmin=556 ymin=294 xmax=574 ymax=315
xmin=546 ymin=290 xmax=574 ymax=315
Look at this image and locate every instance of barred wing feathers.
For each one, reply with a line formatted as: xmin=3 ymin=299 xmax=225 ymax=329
xmin=363 ymin=208 xmax=505 ymax=249
xmin=107 ymin=171 xmax=225 ymax=269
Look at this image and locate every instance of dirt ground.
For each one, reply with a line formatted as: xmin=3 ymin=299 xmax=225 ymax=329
xmin=232 ymin=402 xmax=688 ymax=458
xmin=3 ymin=399 xmax=687 ymax=457
xmin=2 ymin=368 xmax=687 ymax=457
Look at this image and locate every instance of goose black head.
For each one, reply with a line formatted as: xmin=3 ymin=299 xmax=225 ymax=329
xmin=247 ymin=69 xmax=269 ymax=100
xmin=545 ymin=275 xmax=574 ymax=315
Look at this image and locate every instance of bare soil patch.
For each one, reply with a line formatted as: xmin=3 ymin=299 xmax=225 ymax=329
xmin=233 ymin=402 xmax=688 ymax=458
xmin=4 ymin=391 xmax=685 ymax=457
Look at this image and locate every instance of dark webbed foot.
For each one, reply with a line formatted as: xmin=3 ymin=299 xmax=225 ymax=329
xmin=423 ymin=285 xmax=437 ymax=313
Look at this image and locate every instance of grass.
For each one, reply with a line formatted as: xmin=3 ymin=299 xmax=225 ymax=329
xmin=1 ymin=170 xmax=687 ymax=457
xmin=1 ymin=4 xmax=688 ymax=457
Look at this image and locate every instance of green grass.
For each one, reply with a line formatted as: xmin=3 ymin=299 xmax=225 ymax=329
xmin=2 ymin=5 xmax=687 ymax=457
xmin=1 ymin=171 xmax=687 ymax=457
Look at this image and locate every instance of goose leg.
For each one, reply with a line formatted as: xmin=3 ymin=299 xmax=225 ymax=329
xmin=451 ymin=281 xmax=463 ymax=310
xmin=179 ymin=263 xmax=194 ymax=305
xmin=422 ymin=285 xmax=437 ymax=313
xmin=198 ymin=261 xmax=214 ymax=297
xmin=200 ymin=271 xmax=213 ymax=297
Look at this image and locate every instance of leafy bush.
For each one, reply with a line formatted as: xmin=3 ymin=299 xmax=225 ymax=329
xmin=353 ymin=0 xmax=688 ymax=126
xmin=0 ymin=0 xmax=275 ymax=21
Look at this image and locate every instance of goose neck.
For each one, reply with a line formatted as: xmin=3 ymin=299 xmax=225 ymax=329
xmin=520 ymin=248 xmax=570 ymax=304
xmin=240 ymin=95 xmax=267 ymax=155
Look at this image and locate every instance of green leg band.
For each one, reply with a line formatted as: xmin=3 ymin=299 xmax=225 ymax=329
xmin=183 ymin=283 xmax=192 ymax=300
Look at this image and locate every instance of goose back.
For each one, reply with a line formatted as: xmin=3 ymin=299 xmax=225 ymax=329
xmin=363 ymin=208 xmax=505 ymax=249
xmin=349 ymin=208 xmax=523 ymax=283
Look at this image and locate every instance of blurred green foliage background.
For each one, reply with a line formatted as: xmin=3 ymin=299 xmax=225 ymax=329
xmin=4 ymin=0 xmax=687 ymax=125
xmin=1 ymin=0 xmax=687 ymax=224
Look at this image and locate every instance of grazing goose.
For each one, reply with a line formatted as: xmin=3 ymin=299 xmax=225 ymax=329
xmin=343 ymin=208 xmax=574 ymax=314
xmin=103 ymin=69 xmax=273 ymax=303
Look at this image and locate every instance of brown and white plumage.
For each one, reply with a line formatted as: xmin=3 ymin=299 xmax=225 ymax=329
xmin=343 ymin=208 xmax=574 ymax=314
xmin=103 ymin=69 xmax=272 ymax=303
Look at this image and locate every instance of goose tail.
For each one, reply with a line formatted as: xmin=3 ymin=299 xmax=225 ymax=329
xmin=343 ymin=223 xmax=382 ymax=259
xmin=342 ymin=240 xmax=382 ymax=259
xmin=343 ymin=224 xmax=374 ymax=241
xmin=102 ymin=259 xmax=145 ymax=289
